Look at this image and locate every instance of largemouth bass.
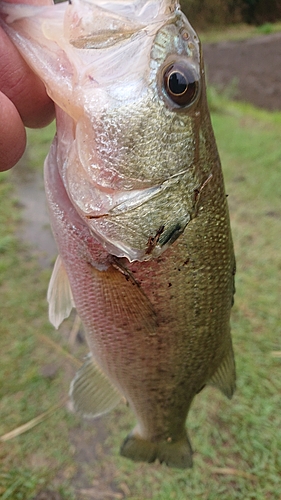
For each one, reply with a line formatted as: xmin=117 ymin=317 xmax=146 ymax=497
xmin=0 ymin=0 xmax=236 ymax=468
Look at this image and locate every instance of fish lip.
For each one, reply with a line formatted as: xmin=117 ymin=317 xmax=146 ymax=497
xmin=88 ymin=226 xmax=154 ymax=262
xmin=106 ymin=169 xmax=192 ymax=217
xmin=80 ymin=184 xmax=164 ymax=220
xmin=108 ymin=184 xmax=164 ymax=216
xmin=87 ymin=214 xmax=190 ymax=263
xmin=80 ymin=169 xmax=190 ymax=220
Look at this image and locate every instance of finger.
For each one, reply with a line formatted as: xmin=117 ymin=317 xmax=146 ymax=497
xmin=0 ymin=91 xmax=26 ymax=171
xmin=0 ymin=27 xmax=55 ymax=128
xmin=5 ymin=0 xmax=53 ymax=5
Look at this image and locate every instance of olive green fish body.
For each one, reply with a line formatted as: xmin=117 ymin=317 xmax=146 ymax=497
xmin=44 ymin=136 xmax=235 ymax=467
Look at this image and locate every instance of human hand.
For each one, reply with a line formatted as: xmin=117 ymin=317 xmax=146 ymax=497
xmin=0 ymin=0 xmax=55 ymax=171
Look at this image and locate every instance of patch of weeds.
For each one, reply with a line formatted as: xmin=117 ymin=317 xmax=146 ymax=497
xmin=0 ymin=467 xmax=76 ymax=500
xmin=256 ymin=22 xmax=273 ymax=35
xmin=199 ymin=21 xmax=281 ymax=43
xmin=0 ymin=467 xmax=46 ymax=500
xmin=0 ymin=235 xmax=17 ymax=254
xmin=25 ymin=124 xmax=55 ymax=170
xmin=207 ymin=80 xmax=239 ymax=113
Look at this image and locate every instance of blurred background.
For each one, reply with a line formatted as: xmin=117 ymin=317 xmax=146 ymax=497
xmin=0 ymin=1 xmax=281 ymax=499
xmin=184 ymin=0 xmax=281 ymax=28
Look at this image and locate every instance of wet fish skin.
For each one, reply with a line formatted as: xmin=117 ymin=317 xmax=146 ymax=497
xmin=0 ymin=0 xmax=236 ymax=468
xmin=45 ymin=132 xmax=235 ymax=469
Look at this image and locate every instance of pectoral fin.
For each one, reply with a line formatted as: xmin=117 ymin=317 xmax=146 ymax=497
xmin=47 ymin=255 xmax=75 ymax=329
xmin=70 ymin=354 xmax=122 ymax=419
xmin=207 ymin=341 xmax=236 ymax=399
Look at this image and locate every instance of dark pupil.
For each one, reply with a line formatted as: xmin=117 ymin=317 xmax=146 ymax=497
xmin=169 ymin=72 xmax=187 ymax=95
xmin=163 ymin=63 xmax=199 ymax=107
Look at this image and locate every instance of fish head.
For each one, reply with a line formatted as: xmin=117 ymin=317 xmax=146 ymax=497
xmin=72 ymin=5 xmax=202 ymax=185
xmin=58 ymin=1 xmax=214 ymax=261
xmin=1 ymin=0 xmax=216 ymax=262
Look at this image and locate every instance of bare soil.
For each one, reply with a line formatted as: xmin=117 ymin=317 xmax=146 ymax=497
xmin=203 ymin=33 xmax=281 ymax=111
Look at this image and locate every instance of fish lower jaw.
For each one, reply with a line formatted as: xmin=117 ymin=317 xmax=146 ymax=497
xmin=88 ymin=225 xmax=165 ymax=262
xmin=85 ymin=212 xmax=190 ymax=262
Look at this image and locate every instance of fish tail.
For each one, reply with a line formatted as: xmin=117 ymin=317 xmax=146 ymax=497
xmin=120 ymin=429 xmax=193 ymax=469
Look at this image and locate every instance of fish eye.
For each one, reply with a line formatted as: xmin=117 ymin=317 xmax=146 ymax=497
xmin=162 ymin=62 xmax=199 ymax=107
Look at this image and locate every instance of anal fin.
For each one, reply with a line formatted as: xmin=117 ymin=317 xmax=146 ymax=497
xmin=69 ymin=354 xmax=121 ymax=419
xmin=207 ymin=340 xmax=236 ymax=399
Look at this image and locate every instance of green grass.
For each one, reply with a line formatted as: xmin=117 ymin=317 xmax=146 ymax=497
xmin=0 ymin=99 xmax=281 ymax=499
xmin=199 ymin=21 xmax=281 ymax=43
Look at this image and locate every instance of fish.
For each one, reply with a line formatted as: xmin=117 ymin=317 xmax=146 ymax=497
xmin=0 ymin=0 xmax=236 ymax=468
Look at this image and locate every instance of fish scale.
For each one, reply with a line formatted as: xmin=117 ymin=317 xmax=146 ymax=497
xmin=0 ymin=0 xmax=236 ymax=468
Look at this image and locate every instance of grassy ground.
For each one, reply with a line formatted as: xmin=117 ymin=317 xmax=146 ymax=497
xmin=198 ymin=21 xmax=281 ymax=43
xmin=0 ymin=97 xmax=281 ymax=499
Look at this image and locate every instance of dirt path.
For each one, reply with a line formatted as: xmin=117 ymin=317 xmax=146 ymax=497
xmin=203 ymin=33 xmax=281 ymax=111
xmin=11 ymin=164 xmax=57 ymax=269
